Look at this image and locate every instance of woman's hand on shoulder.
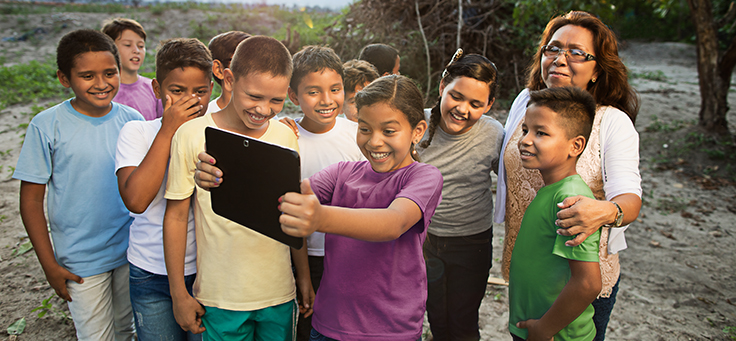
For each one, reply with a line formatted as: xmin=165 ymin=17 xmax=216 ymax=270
xmin=279 ymin=117 xmax=299 ymax=138
xmin=279 ymin=179 xmax=322 ymax=237
xmin=195 ymin=152 xmax=222 ymax=191
xmin=554 ymin=196 xmax=612 ymax=246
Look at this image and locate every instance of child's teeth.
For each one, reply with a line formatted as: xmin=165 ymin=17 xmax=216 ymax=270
xmin=371 ymin=152 xmax=389 ymax=159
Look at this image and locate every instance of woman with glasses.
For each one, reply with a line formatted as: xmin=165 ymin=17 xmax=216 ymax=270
xmin=496 ymin=11 xmax=642 ymax=341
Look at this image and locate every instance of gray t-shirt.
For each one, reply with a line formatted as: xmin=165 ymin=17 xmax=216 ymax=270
xmin=416 ymin=109 xmax=504 ymax=237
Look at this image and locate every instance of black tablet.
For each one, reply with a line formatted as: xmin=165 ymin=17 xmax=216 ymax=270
xmin=205 ymin=126 xmax=303 ymax=249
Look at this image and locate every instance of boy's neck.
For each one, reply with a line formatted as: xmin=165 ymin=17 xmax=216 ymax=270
xmin=298 ymin=115 xmax=336 ymax=134
xmin=212 ymin=105 xmax=269 ymax=139
xmin=216 ymin=91 xmax=231 ymax=111
xmin=540 ymin=160 xmax=579 ymax=186
xmin=120 ymin=69 xmax=139 ymax=85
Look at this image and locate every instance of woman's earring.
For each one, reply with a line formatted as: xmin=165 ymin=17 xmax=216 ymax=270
xmin=591 ymin=77 xmax=597 ymax=83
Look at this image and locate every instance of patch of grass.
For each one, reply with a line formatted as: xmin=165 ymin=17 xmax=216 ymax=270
xmin=724 ymin=326 xmax=736 ymax=340
xmin=0 ymin=59 xmax=72 ymax=110
xmin=631 ymin=70 xmax=668 ymax=82
xmin=645 ymin=115 xmax=689 ymax=133
xmin=31 ymin=293 xmax=72 ymax=321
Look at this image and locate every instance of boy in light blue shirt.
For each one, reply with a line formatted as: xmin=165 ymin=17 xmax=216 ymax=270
xmin=14 ymin=29 xmax=143 ymax=340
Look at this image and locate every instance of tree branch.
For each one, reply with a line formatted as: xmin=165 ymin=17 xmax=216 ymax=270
xmin=416 ymin=0 xmax=432 ymax=103
xmin=716 ymin=1 xmax=736 ymax=29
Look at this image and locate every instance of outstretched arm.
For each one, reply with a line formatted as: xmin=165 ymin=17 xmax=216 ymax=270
xmin=19 ymin=181 xmax=83 ymax=302
xmin=516 ymin=260 xmax=601 ymax=341
xmin=555 ymin=193 xmax=641 ymax=246
xmin=118 ymin=94 xmax=204 ymax=213
xmin=279 ymin=179 xmax=423 ymax=242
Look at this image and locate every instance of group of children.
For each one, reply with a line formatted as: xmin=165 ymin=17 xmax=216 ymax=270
xmin=13 ymin=15 xmax=605 ymax=341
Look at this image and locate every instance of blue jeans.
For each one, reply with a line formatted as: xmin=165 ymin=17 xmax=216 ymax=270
xmin=129 ymin=263 xmax=200 ymax=341
xmin=424 ymin=229 xmax=493 ymax=341
xmin=309 ymin=329 xmax=338 ymax=341
xmin=592 ymin=277 xmax=620 ymax=341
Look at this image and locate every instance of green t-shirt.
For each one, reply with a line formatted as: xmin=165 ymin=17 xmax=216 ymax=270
xmin=508 ymin=174 xmax=600 ymax=341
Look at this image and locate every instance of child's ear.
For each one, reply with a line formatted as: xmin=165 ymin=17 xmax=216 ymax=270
xmin=484 ymin=97 xmax=496 ymax=114
xmin=438 ymin=80 xmax=446 ymax=97
xmin=212 ymin=59 xmax=225 ymax=81
xmin=151 ymin=79 xmax=162 ymax=100
xmin=569 ymin=135 xmax=586 ymax=158
xmin=287 ymin=87 xmax=300 ymax=106
xmin=223 ymin=69 xmax=235 ymax=93
xmin=413 ymin=120 xmax=428 ymax=143
xmin=56 ymin=70 xmax=71 ymax=88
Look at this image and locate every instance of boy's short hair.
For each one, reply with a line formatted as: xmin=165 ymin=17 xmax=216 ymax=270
xmin=57 ymin=29 xmax=120 ymax=79
xmin=358 ymin=43 xmax=399 ymax=75
xmin=290 ymin=45 xmax=344 ymax=94
xmin=342 ymin=59 xmax=379 ymax=94
xmin=230 ymin=35 xmax=292 ymax=82
xmin=208 ymin=31 xmax=251 ymax=86
xmin=101 ymin=17 xmax=147 ymax=41
xmin=155 ymin=38 xmax=213 ymax=84
xmin=528 ymin=86 xmax=596 ymax=142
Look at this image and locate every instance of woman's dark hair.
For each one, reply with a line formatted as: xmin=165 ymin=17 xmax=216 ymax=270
xmin=420 ymin=51 xmax=498 ymax=149
xmin=355 ymin=75 xmax=425 ymax=161
xmin=526 ymin=10 xmax=640 ymax=123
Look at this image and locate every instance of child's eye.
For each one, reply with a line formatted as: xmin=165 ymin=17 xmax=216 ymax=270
xmin=331 ymin=88 xmax=341 ymax=93
xmin=521 ymin=128 xmax=528 ymax=135
xmin=471 ymin=103 xmax=482 ymax=109
xmin=450 ymin=94 xmax=460 ymax=100
xmin=537 ymin=131 xmax=547 ymax=136
xmin=170 ymin=89 xmax=182 ymax=94
xmin=308 ymin=91 xmax=318 ymax=96
xmin=197 ymin=90 xmax=208 ymax=95
xmin=383 ymin=129 xmax=395 ymax=135
xmin=272 ymin=98 xmax=284 ymax=104
xmin=81 ymin=75 xmax=93 ymax=80
xmin=358 ymin=127 xmax=370 ymax=134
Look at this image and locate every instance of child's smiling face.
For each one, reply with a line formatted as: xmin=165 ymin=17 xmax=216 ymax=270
xmin=357 ymin=102 xmax=426 ymax=173
xmin=518 ymin=104 xmax=576 ymax=172
xmin=115 ymin=29 xmax=146 ymax=75
xmin=343 ymin=81 xmax=368 ymax=122
xmin=288 ymin=68 xmax=344 ymax=134
xmin=438 ymin=76 xmax=493 ymax=135
xmin=227 ymin=70 xmax=289 ymax=135
xmin=57 ymin=51 xmax=120 ymax=117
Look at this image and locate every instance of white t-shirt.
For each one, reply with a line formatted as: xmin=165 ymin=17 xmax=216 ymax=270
xmin=115 ymin=118 xmax=197 ymax=276
xmin=205 ymin=98 xmax=222 ymax=115
xmin=296 ymin=117 xmax=365 ymax=256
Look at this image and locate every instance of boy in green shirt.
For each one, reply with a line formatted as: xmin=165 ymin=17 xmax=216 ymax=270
xmin=509 ymin=86 xmax=602 ymax=341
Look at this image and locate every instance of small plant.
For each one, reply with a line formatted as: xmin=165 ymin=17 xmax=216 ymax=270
xmin=31 ymin=293 xmax=72 ymax=321
xmin=645 ymin=115 xmax=687 ymax=133
xmin=723 ymin=326 xmax=736 ymax=340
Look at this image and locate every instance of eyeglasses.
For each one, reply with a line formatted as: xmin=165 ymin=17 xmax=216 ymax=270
xmin=541 ymin=45 xmax=596 ymax=62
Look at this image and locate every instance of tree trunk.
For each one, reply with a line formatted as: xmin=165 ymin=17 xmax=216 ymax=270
xmin=686 ymin=0 xmax=732 ymax=135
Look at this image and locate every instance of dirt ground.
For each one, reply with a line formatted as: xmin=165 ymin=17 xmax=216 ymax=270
xmin=0 ymin=8 xmax=735 ymax=341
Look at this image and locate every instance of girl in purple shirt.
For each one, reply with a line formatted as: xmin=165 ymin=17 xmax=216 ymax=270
xmin=279 ymin=75 xmax=443 ymax=341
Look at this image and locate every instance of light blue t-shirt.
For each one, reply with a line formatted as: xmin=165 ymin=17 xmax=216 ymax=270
xmin=13 ymin=99 xmax=144 ymax=278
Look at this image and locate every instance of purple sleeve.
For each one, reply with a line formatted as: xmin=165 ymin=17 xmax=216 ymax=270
xmin=308 ymin=162 xmax=341 ymax=205
xmin=396 ymin=163 xmax=443 ymax=230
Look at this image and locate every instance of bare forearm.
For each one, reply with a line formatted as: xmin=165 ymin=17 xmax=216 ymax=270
xmin=118 ymin=130 xmax=177 ymax=213
xmin=290 ymin=240 xmax=310 ymax=282
xmin=19 ymin=182 xmax=57 ymax=271
xmin=317 ymin=205 xmax=414 ymax=242
xmin=537 ymin=262 xmax=601 ymax=338
xmin=611 ymin=193 xmax=641 ymax=226
xmin=163 ymin=198 xmax=191 ymax=297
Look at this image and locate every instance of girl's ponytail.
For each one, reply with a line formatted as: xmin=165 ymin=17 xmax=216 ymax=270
xmin=419 ymin=97 xmax=442 ymax=149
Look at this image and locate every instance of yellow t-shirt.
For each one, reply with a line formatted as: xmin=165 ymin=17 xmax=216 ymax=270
xmin=165 ymin=114 xmax=299 ymax=311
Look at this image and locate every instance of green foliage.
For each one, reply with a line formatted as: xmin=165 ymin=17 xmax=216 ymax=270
xmin=13 ymin=241 xmax=33 ymax=257
xmin=631 ymin=70 xmax=668 ymax=82
xmin=645 ymin=115 xmax=689 ymax=132
xmin=31 ymin=293 xmax=72 ymax=321
xmin=6 ymin=317 xmax=25 ymax=335
xmin=725 ymin=326 xmax=736 ymax=340
xmin=0 ymin=59 xmax=72 ymax=110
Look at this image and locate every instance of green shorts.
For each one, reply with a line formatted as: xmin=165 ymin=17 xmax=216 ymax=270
xmin=202 ymin=300 xmax=297 ymax=341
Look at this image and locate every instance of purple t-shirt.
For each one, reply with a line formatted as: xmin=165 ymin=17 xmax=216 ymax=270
xmin=309 ymin=161 xmax=443 ymax=341
xmin=113 ymin=75 xmax=163 ymax=121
